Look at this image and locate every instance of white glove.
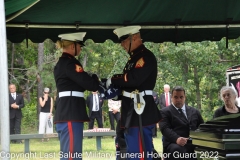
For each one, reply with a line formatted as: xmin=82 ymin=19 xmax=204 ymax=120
xmin=112 ymin=96 xmax=118 ymax=100
xmin=106 ymin=78 xmax=112 ymax=89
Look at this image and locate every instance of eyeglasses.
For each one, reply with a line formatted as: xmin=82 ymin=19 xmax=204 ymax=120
xmin=44 ymin=92 xmax=49 ymax=94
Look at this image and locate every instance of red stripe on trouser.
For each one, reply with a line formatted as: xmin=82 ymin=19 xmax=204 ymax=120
xmin=138 ymin=132 xmax=144 ymax=160
xmin=68 ymin=122 xmax=74 ymax=160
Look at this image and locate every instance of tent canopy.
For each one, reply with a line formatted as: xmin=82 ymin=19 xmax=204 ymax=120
xmin=5 ymin=0 xmax=240 ymax=43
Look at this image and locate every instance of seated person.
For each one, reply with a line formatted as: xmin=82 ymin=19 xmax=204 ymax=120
xmin=160 ymin=86 xmax=204 ymax=160
xmin=213 ymin=86 xmax=240 ymax=118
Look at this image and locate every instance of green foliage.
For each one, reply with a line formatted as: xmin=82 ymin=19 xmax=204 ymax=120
xmin=21 ymin=101 xmax=38 ymax=133
xmin=80 ymin=39 xmax=127 ymax=78
xmin=7 ymin=40 xmax=38 ymax=87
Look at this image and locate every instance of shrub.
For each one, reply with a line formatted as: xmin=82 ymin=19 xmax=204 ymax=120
xmin=21 ymin=101 xmax=38 ymax=133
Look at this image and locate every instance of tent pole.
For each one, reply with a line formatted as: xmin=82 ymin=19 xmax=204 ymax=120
xmin=226 ymin=24 xmax=229 ymax=49
xmin=0 ymin=1 xmax=10 ymax=160
xmin=175 ymin=24 xmax=178 ymax=46
xmin=6 ymin=24 xmax=240 ymax=29
xmin=25 ymin=23 xmax=29 ymax=48
xmin=174 ymin=19 xmax=181 ymax=46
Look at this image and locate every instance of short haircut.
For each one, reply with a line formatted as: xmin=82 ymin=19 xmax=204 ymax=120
xmin=171 ymin=86 xmax=185 ymax=95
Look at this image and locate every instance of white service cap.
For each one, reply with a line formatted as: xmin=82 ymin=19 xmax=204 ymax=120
xmin=113 ymin=26 xmax=141 ymax=41
xmin=58 ymin=32 xmax=86 ymax=45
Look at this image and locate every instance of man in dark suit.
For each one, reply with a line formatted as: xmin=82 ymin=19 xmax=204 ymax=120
xmin=86 ymin=91 xmax=104 ymax=130
xmin=159 ymin=84 xmax=172 ymax=109
xmin=9 ymin=84 xmax=25 ymax=143
xmin=160 ymin=86 xmax=204 ymax=160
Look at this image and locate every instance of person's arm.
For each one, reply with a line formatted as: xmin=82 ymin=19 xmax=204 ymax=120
xmin=9 ymin=96 xmax=14 ymax=109
xmin=54 ymin=96 xmax=59 ymax=110
xmin=39 ymin=95 xmax=48 ymax=107
xmin=160 ymin=109 xmax=180 ymax=143
xmin=16 ymin=94 xmax=25 ymax=109
xmin=111 ymin=52 xmax=157 ymax=88
xmin=65 ymin=60 xmax=99 ymax=91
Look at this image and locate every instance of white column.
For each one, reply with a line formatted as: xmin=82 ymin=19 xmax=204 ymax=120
xmin=0 ymin=1 xmax=10 ymax=160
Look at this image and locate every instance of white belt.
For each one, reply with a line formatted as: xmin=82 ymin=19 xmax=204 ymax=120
xmin=122 ymin=90 xmax=153 ymax=98
xmin=59 ymin=91 xmax=84 ymax=98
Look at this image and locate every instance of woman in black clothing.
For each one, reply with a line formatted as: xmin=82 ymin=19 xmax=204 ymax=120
xmin=38 ymin=87 xmax=53 ymax=142
xmin=214 ymin=86 xmax=240 ymax=118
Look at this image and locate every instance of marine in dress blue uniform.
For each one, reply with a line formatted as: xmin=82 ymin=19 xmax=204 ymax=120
xmin=54 ymin=32 xmax=99 ymax=160
xmin=106 ymin=26 xmax=162 ymax=160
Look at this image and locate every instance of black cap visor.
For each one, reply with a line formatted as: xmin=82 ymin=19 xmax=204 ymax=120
xmin=76 ymin=41 xmax=85 ymax=47
xmin=119 ymin=35 xmax=130 ymax=43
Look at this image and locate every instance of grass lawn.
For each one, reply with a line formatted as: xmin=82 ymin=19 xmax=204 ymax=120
xmin=9 ymin=132 xmax=163 ymax=160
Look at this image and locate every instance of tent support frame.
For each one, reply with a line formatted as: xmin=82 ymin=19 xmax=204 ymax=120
xmin=6 ymin=24 xmax=240 ymax=29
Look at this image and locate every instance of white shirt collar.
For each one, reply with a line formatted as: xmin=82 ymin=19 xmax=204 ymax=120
xmin=172 ymin=103 xmax=186 ymax=111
